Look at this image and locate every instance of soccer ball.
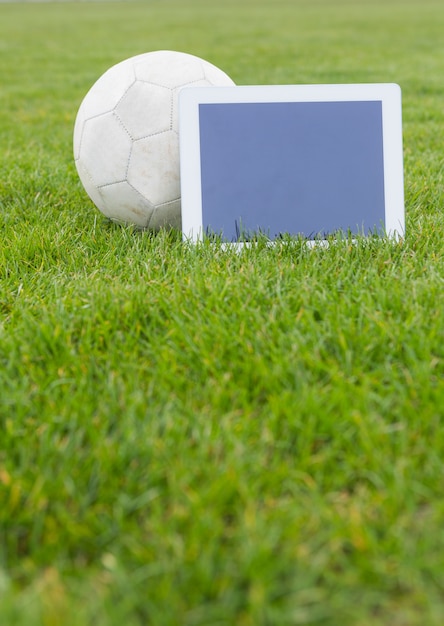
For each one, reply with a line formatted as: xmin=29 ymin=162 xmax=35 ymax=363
xmin=73 ymin=51 xmax=234 ymax=229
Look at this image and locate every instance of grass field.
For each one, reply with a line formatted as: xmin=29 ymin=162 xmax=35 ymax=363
xmin=1 ymin=1 xmax=444 ymax=624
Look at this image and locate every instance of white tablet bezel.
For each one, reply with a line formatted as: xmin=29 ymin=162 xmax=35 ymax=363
xmin=179 ymin=83 xmax=405 ymax=244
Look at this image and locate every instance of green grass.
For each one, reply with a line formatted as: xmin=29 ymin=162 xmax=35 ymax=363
xmin=1 ymin=1 xmax=444 ymax=624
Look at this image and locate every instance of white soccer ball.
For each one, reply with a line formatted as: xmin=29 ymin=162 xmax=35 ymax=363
xmin=73 ymin=50 xmax=234 ymax=229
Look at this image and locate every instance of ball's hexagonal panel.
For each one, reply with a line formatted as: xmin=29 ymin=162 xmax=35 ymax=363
xmin=74 ymin=158 xmax=105 ymax=210
xmin=78 ymin=112 xmax=132 ymax=187
xmin=134 ymin=50 xmax=206 ymax=88
xmin=128 ymin=131 xmax=180 ymax=207
xmin=149 ymin=198 xmax=181 ymax=230
xmin=98 ymin=181 xmax=154 ymax=227
xmin=203 ymin=62 xmax=236 ymax=86
xmin=73 ymin=115 xmax=85 ymax=161
xmin=115 ymin=81 xmax=172 ymax=140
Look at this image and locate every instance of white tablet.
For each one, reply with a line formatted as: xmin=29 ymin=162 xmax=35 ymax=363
xmin=179 ymin=83 xmax=405 ymax=244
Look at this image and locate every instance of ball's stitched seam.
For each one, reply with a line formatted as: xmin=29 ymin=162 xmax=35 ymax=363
xmin=132 ymin=128 xmax=173 ymax=141
xmin=97 ymin=179 xmax=127 ymax=189
xmin=111 ymin=112 xmax=134 ymax=179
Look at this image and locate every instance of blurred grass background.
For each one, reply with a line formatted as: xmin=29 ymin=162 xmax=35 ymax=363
xmin=1 ymin=1 xmax=444 ymax=624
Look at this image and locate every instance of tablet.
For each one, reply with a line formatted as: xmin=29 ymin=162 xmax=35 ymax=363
xmin=179 ymin=83 xmax=404 ymax=244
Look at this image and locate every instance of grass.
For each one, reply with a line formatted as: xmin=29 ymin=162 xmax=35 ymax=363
xmin=1 ymin=0 xmax=444 ymax=624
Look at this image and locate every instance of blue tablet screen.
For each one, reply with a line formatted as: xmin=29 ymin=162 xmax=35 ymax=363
xmin=198 ymin=101 xmax=385 ymax=241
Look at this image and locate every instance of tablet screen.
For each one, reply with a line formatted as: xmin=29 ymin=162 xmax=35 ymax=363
xmin=198 ymin=100 xmax=385 ymax=240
